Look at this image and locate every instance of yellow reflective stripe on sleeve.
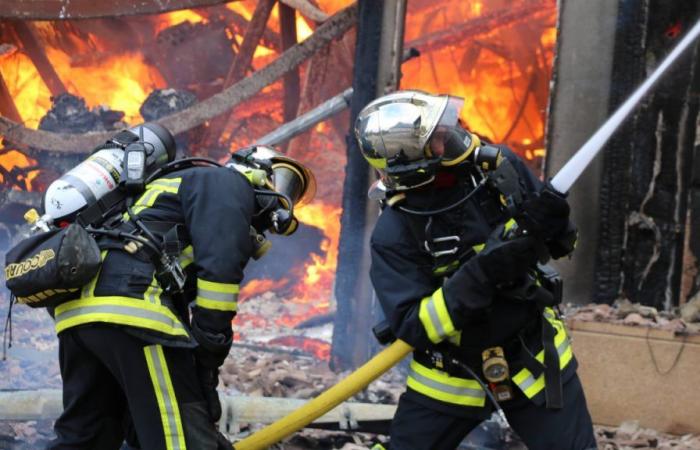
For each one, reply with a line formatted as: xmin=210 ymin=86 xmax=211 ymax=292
xmin=195 ymin=279 xmax=239 ymax=312
xmin=144 ymin=345 xmax=186 ymax=450
xmin=54 ymin=296 xmax=189 ymax=338
xmin=418 ymin=288 xmax=458 ymax=344
xmin=148 ymin=178 xmax=182 ymax=190
xmin=407 ymin=360 xmax=486 ymax=407
xmin=512 ymin=311 xmax=573 ymax=399
xmin=132 ymin=178 xmax=181 ymax=215
xmin=178 ymin=245 xmax=194 ymax=269
xmin=365 ymin=155 xmax=387 ymax=169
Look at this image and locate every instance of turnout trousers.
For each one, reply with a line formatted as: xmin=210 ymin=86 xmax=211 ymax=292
xmin=388 ymin=374 xmax=597 ymax=450
xmin=48 ymin=324 xmax=220 ymax=450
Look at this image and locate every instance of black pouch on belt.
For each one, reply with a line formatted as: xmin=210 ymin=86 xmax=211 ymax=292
xmin=4 ymin=223 xmax=101 ymax=308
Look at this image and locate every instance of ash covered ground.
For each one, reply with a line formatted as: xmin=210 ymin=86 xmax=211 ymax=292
xmin=1 ymin=294 xmax=699 ymax=449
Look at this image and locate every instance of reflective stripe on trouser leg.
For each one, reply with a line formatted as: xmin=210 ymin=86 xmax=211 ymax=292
xmin=144 ymin=345 xmax=187 ymax=450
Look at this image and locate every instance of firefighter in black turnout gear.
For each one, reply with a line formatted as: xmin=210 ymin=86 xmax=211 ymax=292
xmin=47 ymin=130 xmax=315 ymax=450
xmin=356 ymin=91 xmax=597 ymax=450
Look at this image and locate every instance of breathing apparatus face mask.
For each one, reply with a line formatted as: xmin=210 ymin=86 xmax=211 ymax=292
xmin=425 ymin=97 xmax=479 ymax=167
xmin=228 ymin=146 xmax=315 ymax=236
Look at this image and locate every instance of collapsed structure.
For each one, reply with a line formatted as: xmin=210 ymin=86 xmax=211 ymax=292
xmin=1 ymin=0 xmax=699 ymax=447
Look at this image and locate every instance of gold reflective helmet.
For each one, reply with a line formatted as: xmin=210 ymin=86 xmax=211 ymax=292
xmin=228 ymin=145 xmax=316 ymax=235
xmin=355 ymin=90 xmax=481 ymax=192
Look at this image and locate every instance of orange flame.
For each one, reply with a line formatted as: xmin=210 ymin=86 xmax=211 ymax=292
xmin=153 ymin=9 xmax=206 ymax=34
xmin=288 ymin=204 xmax=340 ymax=302
xmin=47 ymin=48 xmax=165 ymax=124
xmin=0 ymin=0 xmax=557 ymax=336
xmin=267 ymin=335 xmax=331 ymax=360
xmin=0 ymin=51 xmax=52 ymax=128
xmin=0 ymin=150 xmax=39 ymax=190
xmin=240 ymin=277 xmax=289 ymax=300
xmin=402 ymin=0 xmax=557 ymax=161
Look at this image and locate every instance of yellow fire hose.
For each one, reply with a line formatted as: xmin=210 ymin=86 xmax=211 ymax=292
xmin=233 ymin=339 xmax=413 ymax=450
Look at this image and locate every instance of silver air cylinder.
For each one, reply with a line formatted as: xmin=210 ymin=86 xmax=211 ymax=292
xmin=42 ymin=123 xmax=175 ymax=224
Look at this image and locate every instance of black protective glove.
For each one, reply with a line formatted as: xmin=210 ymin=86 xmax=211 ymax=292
xmin=196 ymin=364 xmax=222 ymax=423
xmin=191 ymin=315 xmax=232 ymax=369
xmin=547 ymin=220 xmax=578 ymax=259
xmin=191 ymin=315 xmax=231 ymax=423
xmin=442 ymin=228 xmax=538 ymax=327
xmin=475 ymin=231 xmax=539 ymax=285
xmin=519 ymin=181 xmax=571 ymax=239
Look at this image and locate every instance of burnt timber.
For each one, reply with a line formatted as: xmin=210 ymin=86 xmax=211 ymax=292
xmin=1 ymin=0 xmax=232 ymax=20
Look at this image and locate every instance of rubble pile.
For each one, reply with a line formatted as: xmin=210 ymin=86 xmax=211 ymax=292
xmin=2 ymin=290 xmax=700 ymax=448
xmin=563 ymin=298 xmax=700 ymax=334
xmin=596 ymin=421 xmax=700 ymax=450
xmin=219 ymin=347 xmax=405 ymax=403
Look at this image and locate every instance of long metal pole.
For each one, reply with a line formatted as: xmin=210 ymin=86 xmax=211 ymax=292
xmin=551 ymin=19 xmax=700 ymax=194
xmin=255 ymin=88 xmax=354 ymax=146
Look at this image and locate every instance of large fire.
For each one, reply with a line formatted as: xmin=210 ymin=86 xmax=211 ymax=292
xmin=1 ymin=0 xmax=557 ymax=359
xmin=402 ymin=0 xmax=556 ymax=165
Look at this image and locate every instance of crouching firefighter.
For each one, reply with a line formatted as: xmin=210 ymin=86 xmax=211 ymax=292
xmin=355 ymin=91 xmax=597 ymax=450
xmin=5 ymin=124 xmax=315 ymax=449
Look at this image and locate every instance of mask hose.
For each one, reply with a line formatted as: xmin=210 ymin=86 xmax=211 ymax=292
xmin=398 ymin=179 xmax=486 ymax=216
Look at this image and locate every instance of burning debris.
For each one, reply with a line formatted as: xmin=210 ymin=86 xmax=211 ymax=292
xmin=150 ymin=19 xmax=235 ymax=91
xmin=139 ymin=88 xmax=197 ymax=122
xmin=38 ymin=93 xmax=125 ymax=134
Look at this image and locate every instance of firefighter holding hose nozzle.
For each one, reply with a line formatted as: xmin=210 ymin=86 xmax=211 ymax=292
xmin=4 ymin=124 xmax=315 ymax=449
xmin=355 ymin=90 xmax=597 ymax=450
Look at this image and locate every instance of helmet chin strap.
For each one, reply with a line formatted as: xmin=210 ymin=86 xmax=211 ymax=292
xmin=396 ymin=173 xmax=486 ymax=216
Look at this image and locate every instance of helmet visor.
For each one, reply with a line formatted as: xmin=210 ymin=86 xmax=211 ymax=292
xmin=426 ymin=97 xmax=476 ymax=165
xmin=271 ymin=162 xmax=305 ymax=207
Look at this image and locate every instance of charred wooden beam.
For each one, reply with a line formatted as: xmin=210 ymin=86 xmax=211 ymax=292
xmin=0 ymin=389 xmax=396 ymax=428
xmin=225 ymin=0 xmax=277 ymax=85
xmin=407 ymin=1 xmax=554 ymax=55
xmin=0 ymin=3 xmax=358 ymax=152
xmin=201 ymin=0 xmax=276 ymax=146
xmin=279 ymin=0 xmax=329 ymax=23
xmin=0 ymin=72 xmax=22 ymax=123
xmin=9 ymin=21 xmax=67 ymax=97
xmin=280 ymin=3 xmax=301 ymax=123
xmin=194 ymin=6 xmax=281 ymax=52
xmin=255 ymin=48 xmax=417 ymax=147
xmin=2 ymin=0 xmax=233 ymax=20
xmin=331 ymin=0 xmax=384 ymax=371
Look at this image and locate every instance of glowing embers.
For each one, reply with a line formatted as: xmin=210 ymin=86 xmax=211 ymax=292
xmin=267 ymin=335 xmax=331 ymax=360
xmin=238 ymin=203 xmax=341 ymax=330
xmin=0 ymin=149 xmax=39 ymax=191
